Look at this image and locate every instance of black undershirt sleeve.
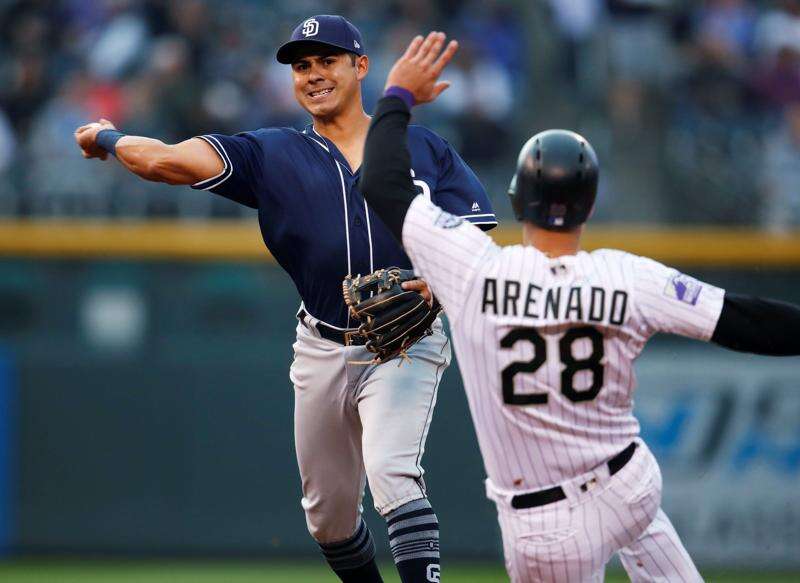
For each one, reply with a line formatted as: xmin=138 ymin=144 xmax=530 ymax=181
xmin=359 ymin=96 xmax=418 ymax=243
xmin=711 ymin=292 xmax=800 ymax=356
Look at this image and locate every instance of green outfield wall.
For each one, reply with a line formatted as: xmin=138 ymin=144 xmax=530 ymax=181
xmin=0 ymin=259 xmax=798 ymax=567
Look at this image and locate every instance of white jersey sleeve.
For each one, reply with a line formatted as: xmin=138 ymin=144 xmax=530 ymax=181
xmin=402 ymin=196 xmax=498 ymax=323
xmin=630 ymin=254 xmax=725 ymax=341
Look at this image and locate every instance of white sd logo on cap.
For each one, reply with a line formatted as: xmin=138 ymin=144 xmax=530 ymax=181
xmin=302 ymin=18 xmax=319 ymax=37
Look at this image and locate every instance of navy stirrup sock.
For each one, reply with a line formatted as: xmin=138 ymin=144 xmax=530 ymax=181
xmin=318 ymin=518 xmax=383 ymax=583
xmin=386 ymin=498 xmax=440 ymax=583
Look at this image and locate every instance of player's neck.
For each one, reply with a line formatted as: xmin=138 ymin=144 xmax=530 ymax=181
xmin=312 ymin=101 xmax=370 ymax=171
xmin=312 ymin=101 xmax=371 ymax=147
xmin=523 ymin=224 xmax=583 ymax=257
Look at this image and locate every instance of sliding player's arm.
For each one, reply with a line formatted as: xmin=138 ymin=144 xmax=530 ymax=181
xmin=631 ymin=255 xmax=800 ymax=355
xmin=361 ymin=97 xmax=496 ymax=320
xmin=360 ymin=32 xmax=498 ymax=321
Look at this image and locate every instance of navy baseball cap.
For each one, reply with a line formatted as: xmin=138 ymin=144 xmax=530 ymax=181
xmin=276 ymin=15 xmax=365 ymax=64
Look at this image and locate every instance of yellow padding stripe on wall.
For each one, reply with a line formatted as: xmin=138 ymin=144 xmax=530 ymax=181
xmin=0 ymin=220 xmax=267 ymax=261
xmin=0 ymin=220 xmax=798 ymax=266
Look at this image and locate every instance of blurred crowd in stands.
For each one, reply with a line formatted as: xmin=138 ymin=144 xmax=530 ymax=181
xmin=0 ymin=0 xmax=799 ymax=228
xmin=0 ymin=0 xmax=525 ymax=219
xmin=548 ymin=0 xmax=800 ymax=228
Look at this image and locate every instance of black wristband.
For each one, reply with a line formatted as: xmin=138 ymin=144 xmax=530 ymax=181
xmin=95 ymin=129 xmax=126 ymax=156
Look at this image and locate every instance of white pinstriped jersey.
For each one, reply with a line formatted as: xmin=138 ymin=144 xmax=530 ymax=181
xmin=403 ymin=197 xmax=725 ymax=492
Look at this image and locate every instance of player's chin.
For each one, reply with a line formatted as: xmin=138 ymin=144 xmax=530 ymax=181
xmin=304 ymin=100 xmax=340 ymax=119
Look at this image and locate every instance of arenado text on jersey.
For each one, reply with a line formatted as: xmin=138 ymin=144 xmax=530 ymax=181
xmin=480 ymin=278 xmax=628 ymax=327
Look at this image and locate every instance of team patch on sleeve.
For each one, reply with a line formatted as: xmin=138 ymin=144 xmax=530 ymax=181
xmin=433 ymin=209 xmax=463 ymax=229
xmin=663 ymin=273 xmax=703 ymax=305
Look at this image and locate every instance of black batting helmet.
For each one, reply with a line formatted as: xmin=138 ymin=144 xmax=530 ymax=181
xmin=508 ymin=129 xmax=599 ymax=230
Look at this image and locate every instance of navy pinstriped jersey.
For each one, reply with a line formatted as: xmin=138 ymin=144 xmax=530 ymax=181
xmin=192 ymin=124 xmax=497 ymax=328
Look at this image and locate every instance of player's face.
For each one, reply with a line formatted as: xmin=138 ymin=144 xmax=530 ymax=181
xmin=291 ymin=50 xmax=368 ymax=119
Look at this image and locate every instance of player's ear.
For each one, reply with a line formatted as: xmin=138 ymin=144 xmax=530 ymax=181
xmin=356 ymin=54 xmax=369 ymax=81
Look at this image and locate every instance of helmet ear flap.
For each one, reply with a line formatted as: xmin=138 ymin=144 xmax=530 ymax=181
xmin=507 ymin=174 xmax=524 ymax=221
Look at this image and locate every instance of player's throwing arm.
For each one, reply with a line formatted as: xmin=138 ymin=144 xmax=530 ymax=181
xmin=74 ymin=119 xmax=225 ymax=185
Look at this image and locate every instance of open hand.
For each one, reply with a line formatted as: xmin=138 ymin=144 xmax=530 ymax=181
xmin=74 ymin=118 xmax=116 ymax=160
xmin=385 ymin=31 xmax=458 ymax=105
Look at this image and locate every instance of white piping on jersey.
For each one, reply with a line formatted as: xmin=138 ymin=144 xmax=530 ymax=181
xmin=312 ymin=127 xmax=354 ymax=176
xmin=461 ymin=213 xmax=498 ymax=227
xmin=305 ymin=133 xmax=329 ymax=152
xmin=305 ymin=127 xmax=361 ymax=327
xmin=299 ymin=302 xmax=358 ymax=331
xmin=335 ymin=160 xmax=352 ymax=329
xmin=364 ymin=199 xmax=374 ymax=273
xmin=307 ymin=131 xmax=363 ymax=253
xmin=304 ymin=128 xmax=357 ymax=276
xmin=334 ymin=160 xmax=352 ymax=277
xmin=192 ymin=135 xmax=233 ymax=189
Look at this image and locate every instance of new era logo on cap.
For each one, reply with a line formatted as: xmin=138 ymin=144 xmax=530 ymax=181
xmin=276 ymin=14 xmax=365 ymax=64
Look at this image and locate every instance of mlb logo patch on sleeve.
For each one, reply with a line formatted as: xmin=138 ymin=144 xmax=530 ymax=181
xmin=664 ymin=273 xmax=703 ymax=305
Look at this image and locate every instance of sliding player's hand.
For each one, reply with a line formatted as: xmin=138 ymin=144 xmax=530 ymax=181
xmin=385 ymin=31 xmax=458 ymax=105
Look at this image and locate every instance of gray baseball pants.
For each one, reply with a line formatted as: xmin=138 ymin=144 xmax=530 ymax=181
xmin=290 ymin=313 xmax=451 ymax=543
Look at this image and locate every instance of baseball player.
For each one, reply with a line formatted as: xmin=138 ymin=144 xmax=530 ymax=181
xmin=359 ymin=32 xmax=800 ymax=582
xmin=73 ymin=17 xmax=496 ymax=583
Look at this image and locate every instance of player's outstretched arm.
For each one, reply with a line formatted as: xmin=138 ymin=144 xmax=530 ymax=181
xmin=362 ymin=31 xmax=499 ymax=322
xmin=360 ymin=31 xmax=458 ymax=240
xmin=710 ymin=292 xmax=800 ymax=356
xmin=74 ymin=119 xmax=223 ymax=185
xmin=633 ymin=256 xmax=800 ymax=356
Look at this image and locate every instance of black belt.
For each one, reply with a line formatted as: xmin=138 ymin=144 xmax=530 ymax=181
xmin=297 ymin=309 xmax=366 ymax=346
xmin=511 ymin=442 xmax=638 ymax=510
